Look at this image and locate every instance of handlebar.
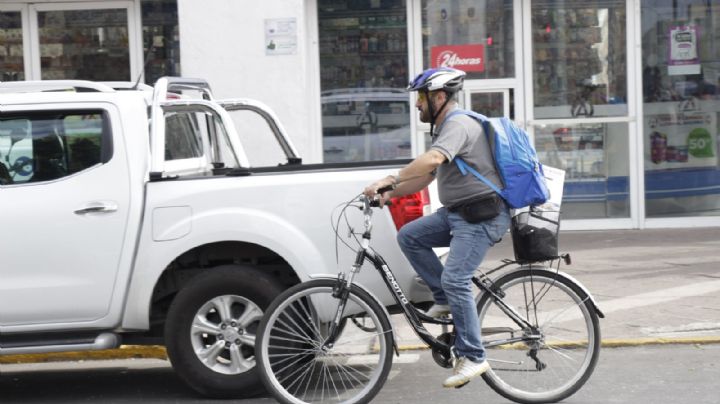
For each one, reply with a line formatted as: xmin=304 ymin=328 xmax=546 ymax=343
xmin=376 ymin=184 xmax=394 ymax=195
xmin=365 ymin=184 xmax=394 ymax=208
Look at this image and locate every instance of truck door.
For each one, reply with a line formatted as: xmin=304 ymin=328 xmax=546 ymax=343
xmin=0 ymin=107 xmax=130 ymax=326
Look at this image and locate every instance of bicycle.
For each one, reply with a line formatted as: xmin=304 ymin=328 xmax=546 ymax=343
xmin=255 ymin=192 xmax=604 ymax=404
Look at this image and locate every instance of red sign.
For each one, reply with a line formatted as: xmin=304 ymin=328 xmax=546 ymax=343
xmin=431 ymin=44 xmax=485 ymax=72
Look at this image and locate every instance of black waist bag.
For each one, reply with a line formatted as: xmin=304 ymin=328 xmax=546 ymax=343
xmin=450 ymin=194 xmax=501 ymax=223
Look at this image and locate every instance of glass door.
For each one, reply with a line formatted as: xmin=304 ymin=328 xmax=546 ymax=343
xmin=28 ymin=1 xmax=140 ymax=81
xmin=317 ymin=0 xmax=411 ymax=163
xmin=414 ymin=0 xmax=524 ymax=152
xmin=0 ymin=4 xmax=30 ymax=81
xmin=464 ymin=89 xmax=511 ymax=118
xmin=525 ymin=0 xmax=635 ymax=228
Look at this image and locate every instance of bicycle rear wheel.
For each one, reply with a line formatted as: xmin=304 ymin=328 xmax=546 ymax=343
xmin=256 ymin=279 xmax=394 ymax=404
xmin=476 ymin=268 xmax=600 ymax=404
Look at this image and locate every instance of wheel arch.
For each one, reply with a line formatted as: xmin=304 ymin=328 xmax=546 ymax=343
xmin=140 ymin=241 xmax=304 ymax=340
xmin=122 ymin=224 xmax=325 ymax=332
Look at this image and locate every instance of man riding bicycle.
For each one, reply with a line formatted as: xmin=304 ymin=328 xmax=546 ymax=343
xmin=363 ymin=67 xmax=511 ymax=388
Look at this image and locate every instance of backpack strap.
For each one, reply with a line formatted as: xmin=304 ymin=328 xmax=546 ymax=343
xmin=436 ymin=109 xmax=489 ymax=133
xmin=454 ymin=157 xmax=503 ymax=195
xmin=438 ymin=109 xmax=503 ymax=194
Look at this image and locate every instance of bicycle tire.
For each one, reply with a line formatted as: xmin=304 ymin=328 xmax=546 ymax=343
xmin=476 ymin=268 xmax=601 ymax=404
xmin=256 ymin=279 xmax=394 ymax=404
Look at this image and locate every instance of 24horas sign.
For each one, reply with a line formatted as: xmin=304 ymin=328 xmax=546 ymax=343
xmin=431 ymin=44 xmax=485 ymax=72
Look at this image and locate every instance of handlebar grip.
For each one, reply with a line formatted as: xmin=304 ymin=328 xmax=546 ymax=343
xmin=369 ymin=199 xmax=392 ymax=208
xmin=376 ymin=184 xmax=394 ymax=195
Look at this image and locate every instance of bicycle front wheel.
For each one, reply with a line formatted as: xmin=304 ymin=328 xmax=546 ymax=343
xmin=256 ymin=279 xmax=394 ymax=404
xmin=477 ymin=268 xmax=600 ymax=404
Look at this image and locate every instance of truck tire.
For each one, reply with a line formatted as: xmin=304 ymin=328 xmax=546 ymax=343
xmin=165 ymin=264 xmax=284 ymax=398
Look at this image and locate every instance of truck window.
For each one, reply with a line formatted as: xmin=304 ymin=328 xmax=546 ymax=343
xmin=162 ymin=107 xmax=240 ymax=175
xmin=165 ymin=112 xmax=202 ymax=160
xmin=226 ymin=109 xmax=287 ymax=167
xmin=203 ymin=111 xmax=240 ymax=170
xmin=0 ymin=111 xmax=108 ymax=185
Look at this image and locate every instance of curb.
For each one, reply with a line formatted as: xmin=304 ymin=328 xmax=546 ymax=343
xmin=2 ymin=336 xmax=720 ymax=365
xmin=0 ymin=346 xmax=168 ymax=365
xmin=598 ymin=336 xmax=720 ymax=348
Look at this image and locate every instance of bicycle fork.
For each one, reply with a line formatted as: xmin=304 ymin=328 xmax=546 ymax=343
xmin=322 ymin=254 xmax=364 ymax=350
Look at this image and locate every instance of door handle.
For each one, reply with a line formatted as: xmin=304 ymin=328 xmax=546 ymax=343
xmin=74 ymin=201 xmax=118 ymax=215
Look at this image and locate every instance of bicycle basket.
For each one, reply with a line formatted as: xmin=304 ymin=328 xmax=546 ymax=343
xmin=510 ymin=209 xmax=560 ymax=263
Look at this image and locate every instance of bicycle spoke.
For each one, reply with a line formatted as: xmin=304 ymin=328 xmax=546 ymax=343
xmin=293 ymin=297 xmax=329 ymax=342
xmin=258 ymin=282 xmax=392 ymax=404
xmin=283 ymin=359 xmax=316 ymax=394
xmin=540 ymin=295 xmax=591 ymax=329
xmin=477 ymin=271 xmax=600 ymax=403
xmin=275 ymin=351 xmax=317 ymax=384
xmin=287 ymin=301 xmax=323 ymax=342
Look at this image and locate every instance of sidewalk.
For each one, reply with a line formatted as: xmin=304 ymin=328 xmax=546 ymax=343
xmin=2 ymin=227 xmax=719 ymax=365
xmin=392 ymin=226 xmax=720 ymax=349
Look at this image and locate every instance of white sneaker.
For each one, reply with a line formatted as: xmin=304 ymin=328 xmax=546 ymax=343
xmin=424 ymin=304 xmax=451 ymax=318
xmin=443 ymin=357 xmax=490 ymax=388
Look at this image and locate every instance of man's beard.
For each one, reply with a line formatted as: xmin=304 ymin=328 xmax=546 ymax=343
xmin=418 ymin=106 xmax=431 ymax=123
xmin=419 ymin=110 xmax=430 ymax=123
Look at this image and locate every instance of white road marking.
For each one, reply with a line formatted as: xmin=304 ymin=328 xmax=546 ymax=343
xmin=346 ymin=353 xmax=420 ymax=366
xmin=598 ymin=279 xmax=720 ymax=314
xmin=480 ymin=279 xmax=720 ymax=327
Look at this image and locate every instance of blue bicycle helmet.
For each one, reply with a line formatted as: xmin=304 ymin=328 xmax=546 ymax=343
xmin=407 ymin=67 xmax=466 ymax=93
xmin=408 ymin=67 xmax=466 ymax=130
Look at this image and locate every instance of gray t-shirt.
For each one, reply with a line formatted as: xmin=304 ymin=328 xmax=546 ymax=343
xmin=431 ymin=109 xmax=502 ymax=208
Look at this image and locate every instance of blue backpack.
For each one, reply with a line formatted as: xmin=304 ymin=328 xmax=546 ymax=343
xmin=442 ymin=109 xmax=550 ymax=209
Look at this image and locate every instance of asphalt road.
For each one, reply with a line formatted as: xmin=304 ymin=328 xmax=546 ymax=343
xmin=1 ymin=344 xmax=717 ymax=403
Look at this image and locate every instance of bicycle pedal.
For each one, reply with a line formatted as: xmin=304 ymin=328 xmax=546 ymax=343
xmin=454 ymin=381 xmax=470 ymax=389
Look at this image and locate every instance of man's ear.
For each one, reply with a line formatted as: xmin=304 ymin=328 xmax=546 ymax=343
xmin=431 ymin=90 xmax=446 ymax=106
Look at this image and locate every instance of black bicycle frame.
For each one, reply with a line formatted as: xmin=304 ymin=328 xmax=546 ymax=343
xmin=362 ymin=247 xmax=453 ymax=354
xmin=360 ymin=246 xmax=541 ymax=352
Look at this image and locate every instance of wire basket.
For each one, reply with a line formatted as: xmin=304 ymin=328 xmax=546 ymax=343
xmin=510 ymin=209 xmax=560 ymax=263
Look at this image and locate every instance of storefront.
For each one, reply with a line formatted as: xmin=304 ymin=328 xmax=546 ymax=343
xmin=1 ymin=0 xmax=718 ymax=230
xmin=0 ymin=0 xmax=179 ymax=84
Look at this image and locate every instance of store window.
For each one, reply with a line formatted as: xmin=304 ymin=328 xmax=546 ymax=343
xmin=141 ymin=0 xmax=180 ymax=85
xmin=38 ymin=9 xmax=131 ymax=80
xmin=1 ymin=2 xmax=178 ymax=84
xmin=318 ymin=0 xmax=411 ymax=163
xmin=422 ymin=0 xmax=514 ymax=79
xmin=534 ymin=122 xmax=630 ymax=219
xmin=0 ymin=11 xmax=24 ymax=81
xmin=470 ymin=91 xmax=510 ymax=118
xmin=532 ymin=0 xmax=627 ymax=119
xmin=641 ymin=1 xmax=720 ymax=218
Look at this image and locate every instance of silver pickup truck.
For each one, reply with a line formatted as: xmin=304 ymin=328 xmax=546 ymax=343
xmin=0 ymin=78 xmax=432 ymax=397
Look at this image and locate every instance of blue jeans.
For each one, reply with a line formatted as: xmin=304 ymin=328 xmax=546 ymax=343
xmin=397 ymin=205 xmax=511 ymax=362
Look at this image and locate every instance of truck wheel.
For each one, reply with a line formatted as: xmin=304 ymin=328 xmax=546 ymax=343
xmin=165 ymin=264 xmax=284 ymax=398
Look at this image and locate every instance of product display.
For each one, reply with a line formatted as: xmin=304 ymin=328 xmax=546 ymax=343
xmin=140 ymin=0 xmax=181 ymax=85
xmin=532 ymin=8 xmax=604 ymax=109
xmin=37 ymin=9 xmax=131 ymax=80
xmin=318 ymin=0 xmax=411 ymax=163
xmin=0 ymin=12 xmax=25 ymax=81
xmin=318 ymin=0 xmax=408 ymax=90
xmin=535 ymin=124 xmax=606 ymax=180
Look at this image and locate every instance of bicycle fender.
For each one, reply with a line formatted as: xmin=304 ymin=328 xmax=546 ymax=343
xmin=307 ymin=275 xmax=400 ymax=354
xmin=515 ymin=266 xmax=605 ymax=319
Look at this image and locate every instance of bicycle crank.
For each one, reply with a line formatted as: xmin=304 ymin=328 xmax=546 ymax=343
xmin=431 ymin=332 xmax=455 ymax=368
